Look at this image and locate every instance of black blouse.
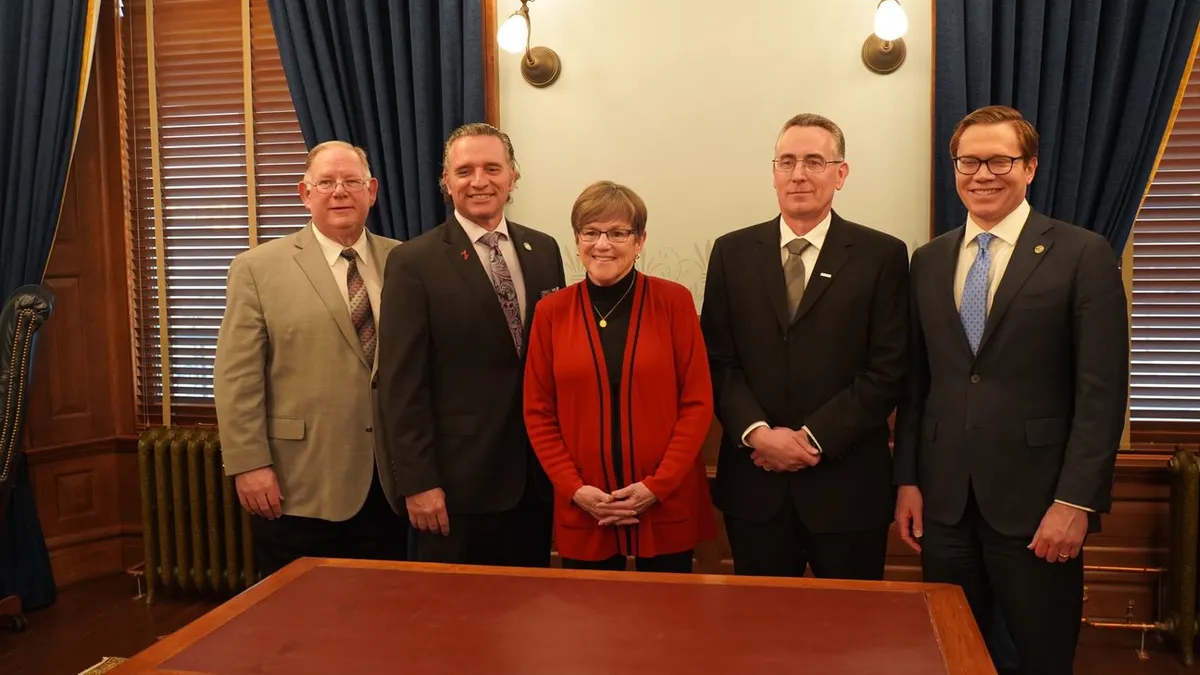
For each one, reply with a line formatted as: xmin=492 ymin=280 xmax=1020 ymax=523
xmin=586 ymin=268 xmax=637 ymax=488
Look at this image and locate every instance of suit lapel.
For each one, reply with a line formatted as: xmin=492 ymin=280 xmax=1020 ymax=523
xmin=934 ymin=228 xmax=973 ymax=356
xmin=754 ymin=220 xmax=791 ymax=332
xmin=366 ymin=232 xmax=394 ymax=376
xmin=976 ymin=212 xmax=1055 ymax=355
xmin=442 ymin=216 xmax=515 ymax=351
xmin=368 ymin=231 xmax=392 ymax=280
xmin=792 ymin=214 xmax=852 ymax=324
xmin=293 ymin=225 xmax=369 ymax=368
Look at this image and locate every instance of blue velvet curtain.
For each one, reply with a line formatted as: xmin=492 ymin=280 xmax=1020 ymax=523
xmin=0 ymin=0 xmax=92 ymax=610
xmin=933 ymin=0 xmax=1200 ymax=253
xmin=267 ymin=0 xmax=487 ymax=241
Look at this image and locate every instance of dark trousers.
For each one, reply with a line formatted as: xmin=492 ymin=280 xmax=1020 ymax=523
xmin=561 ymin=549 xmax=694 ymax=574
xmin=250 ymin=468 xmax=409 ymax=578
xmin=921 ymin=486 xmax=1083 ymax=675
xmin=723 ymin=500 xmax=889 ymax=580
xmin=413 ymin=480 xmax=552 ymax=568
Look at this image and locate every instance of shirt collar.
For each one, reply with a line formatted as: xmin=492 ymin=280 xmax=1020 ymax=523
xmin=311 ymin=221 xmax=372 ymax=268
xmin=779 ymin=211 xmax=832 ymax=251
xmin=456 ymin=210 xmax=510 ymax=244
xmin=963 ymin=199 xmax=1031 ymax=249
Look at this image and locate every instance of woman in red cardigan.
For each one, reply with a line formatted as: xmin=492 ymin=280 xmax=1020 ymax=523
xmin=523 ymin=181 xmax=716 ymax=573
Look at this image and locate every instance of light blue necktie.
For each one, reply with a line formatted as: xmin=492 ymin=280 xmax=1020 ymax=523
xmin=960 ymin=232 xmax=995 ymax=354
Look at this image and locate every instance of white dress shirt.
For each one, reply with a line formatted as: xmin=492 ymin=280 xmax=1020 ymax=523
xmin=740 ymin=213 xmax=833 ymax=453
xmin=778 ymin=211 xmax=831 ymax=277
xmin=954 ymin=199 xmax=1030 ymax=311
xmin=456 ymin=210 xmax=529 ymax=323
xmin=310 ymin=222 xmax=382 ymax=328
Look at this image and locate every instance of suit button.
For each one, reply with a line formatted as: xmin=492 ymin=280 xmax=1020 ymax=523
xmin=970 ymin=374 xmax=980 ymax=384
xmin=372 ymin=381 xmax=378 ymax=390
xmin=366 ymin=426 xmax=373 ymax=432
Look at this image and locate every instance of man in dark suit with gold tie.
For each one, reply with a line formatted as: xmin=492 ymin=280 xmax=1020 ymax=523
xmin=701 ymin=113 xmax=909 ymax=580
xmin=893 ymin=105 xmax=1129 ymax=675
xmin=376 ymin=123 xmax=565 ymax=566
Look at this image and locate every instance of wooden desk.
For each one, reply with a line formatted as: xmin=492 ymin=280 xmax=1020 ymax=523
xmin=113 ymin=558 xmax=996 ymax=674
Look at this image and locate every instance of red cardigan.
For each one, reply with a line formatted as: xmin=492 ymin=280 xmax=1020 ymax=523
xmin=524 ymin=273 xmax=716 ymax=561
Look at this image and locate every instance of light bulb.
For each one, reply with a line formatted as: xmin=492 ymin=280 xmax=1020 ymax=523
xmin=497 ymin=13 xmax=529 ymax=54
xmin=874 ymin=0 xmax=908 ymax=41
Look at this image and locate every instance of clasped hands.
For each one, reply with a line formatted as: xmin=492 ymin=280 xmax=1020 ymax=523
xmin=573 ymin=483 xmax=657 ymax=526
xmin=747 ymin=426 xmax=820 ymax=472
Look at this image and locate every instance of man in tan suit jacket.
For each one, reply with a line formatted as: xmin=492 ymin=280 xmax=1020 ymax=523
xmin=214 ymin=141 xmax=405 ymax=576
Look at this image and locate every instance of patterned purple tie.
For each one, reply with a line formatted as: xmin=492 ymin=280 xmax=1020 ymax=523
xmin=340 ymin=248 xmax=376 ymax=365
xmin=477 ymin=231 xmax=523 ymax=354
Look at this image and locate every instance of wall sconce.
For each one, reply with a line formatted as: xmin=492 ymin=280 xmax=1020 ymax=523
xmin=862 ymin=0 xmax=908 ymax=74
xmin=497 ymin=0 xmax=561 ymax=88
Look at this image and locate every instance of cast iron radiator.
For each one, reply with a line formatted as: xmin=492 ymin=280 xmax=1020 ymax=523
xmin=137 ymin=426 xmax=257 ymax=602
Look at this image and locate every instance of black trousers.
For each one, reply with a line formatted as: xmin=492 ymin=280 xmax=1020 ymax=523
xmin=921 ymin=486 xmax=1083 ymax=675
xmin=413 ymin=480 xmax=552 ymax=568
xmin=723 ymin=499 xmax=889 ymax=580
xmin=561 ymin=550 xmax=694 ymax=574
xmin=251 ymin=467 xmax=409 ymax=578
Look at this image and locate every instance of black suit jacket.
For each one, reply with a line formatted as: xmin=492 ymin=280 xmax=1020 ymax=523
xmin=700 ymin=212 xmax=910 ymax=533
xmin=377 ymin=216 xmax=566 ymax=515
xmin=893 ymin=210 xmax=1129 ymax=537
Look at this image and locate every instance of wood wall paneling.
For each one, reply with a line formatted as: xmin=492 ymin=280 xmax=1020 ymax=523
xmin=24 ymin=0 xmax=137 ymax=588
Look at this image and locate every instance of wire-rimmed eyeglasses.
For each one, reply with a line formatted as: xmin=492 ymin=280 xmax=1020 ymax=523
xmin=772 ymin=155 xmax=844 ymax=174
xmin=305 ymin=178 xmax=370 ymax=193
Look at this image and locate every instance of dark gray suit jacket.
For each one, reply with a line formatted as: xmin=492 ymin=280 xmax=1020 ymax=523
xmin=893 ymin=210 xmax=1129 ymax=536
xmin=377 ymin=216 xmax=566 ymax=515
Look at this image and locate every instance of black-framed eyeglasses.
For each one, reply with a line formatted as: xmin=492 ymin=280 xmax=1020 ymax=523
xmin=306 ymin=178 xmax=370 ymax=193
xmin=578 ymin=228 xmax=636 ymax=243
xmin=953 ymin=156 xmax=1025 ymax=176
xmin=772 ymin=155 xmax=844 ymax=174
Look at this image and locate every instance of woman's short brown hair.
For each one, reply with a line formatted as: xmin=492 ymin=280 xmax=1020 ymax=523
xmin=949 ymin=105 xmax=1039 ymax=159
xmin=570 ymin=181 xmax=648 ymax=236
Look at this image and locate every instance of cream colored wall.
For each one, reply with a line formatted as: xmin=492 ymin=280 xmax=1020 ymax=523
xmin=497 ymin=0 xmax=933 ymax=307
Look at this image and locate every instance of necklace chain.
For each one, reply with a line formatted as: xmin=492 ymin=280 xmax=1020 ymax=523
xmin=592 ymin=277 xmax=635 ymax=328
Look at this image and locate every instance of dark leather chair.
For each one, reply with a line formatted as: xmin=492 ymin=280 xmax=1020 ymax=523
xmin=0 ymin=284 xmax=54 ymax=632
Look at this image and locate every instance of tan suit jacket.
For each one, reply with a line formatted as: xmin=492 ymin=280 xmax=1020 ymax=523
xmin=214 ymin=224 xmax=401 ymax=521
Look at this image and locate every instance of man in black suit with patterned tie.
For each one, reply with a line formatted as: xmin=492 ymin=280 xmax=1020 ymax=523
xmin=894 ymin=105 xmax=1129 ymax=675
xmin=376 ymin=123 xmax=565 ymax=567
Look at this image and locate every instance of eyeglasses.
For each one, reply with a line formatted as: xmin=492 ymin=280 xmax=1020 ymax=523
xmin=306 ymin=178 xmax=370 ymax=193
xmin=772 ymin=156 xmax=844 ymax=174
xmin=953 ymin=156 xmax=1025 ymax=175
xmin=578 ymin=228 xmax=637 ymax=243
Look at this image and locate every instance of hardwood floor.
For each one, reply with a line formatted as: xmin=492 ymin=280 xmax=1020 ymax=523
xmin=0 ymin=575 xmax=214 ymax=675
xmin=0 ymin=574 xmax=1195 ymax=675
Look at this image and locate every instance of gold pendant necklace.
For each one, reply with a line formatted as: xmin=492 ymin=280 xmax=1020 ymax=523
xmin=592 ymin=277 xmax=635 ymax=328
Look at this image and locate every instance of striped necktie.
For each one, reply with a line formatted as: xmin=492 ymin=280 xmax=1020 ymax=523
xmin=340 ymin=248 xmax=376 ymax=365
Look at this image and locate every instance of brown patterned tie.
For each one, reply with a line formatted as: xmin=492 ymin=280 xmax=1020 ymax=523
xmin=340 ymin=248 xmax=376 ymax=365
xmin=477 ymin=231 xmax=523 ymax=354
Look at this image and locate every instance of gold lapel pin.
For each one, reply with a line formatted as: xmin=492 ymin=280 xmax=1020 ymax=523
xmin=1034 ymin=244 xmax=1045 ymax=254
xmin=523 ymin=241 xmax=532 ymax=251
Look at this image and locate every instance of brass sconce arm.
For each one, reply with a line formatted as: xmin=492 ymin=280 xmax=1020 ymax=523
xmin=500 ymin=0 xmax=561 ymax=88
